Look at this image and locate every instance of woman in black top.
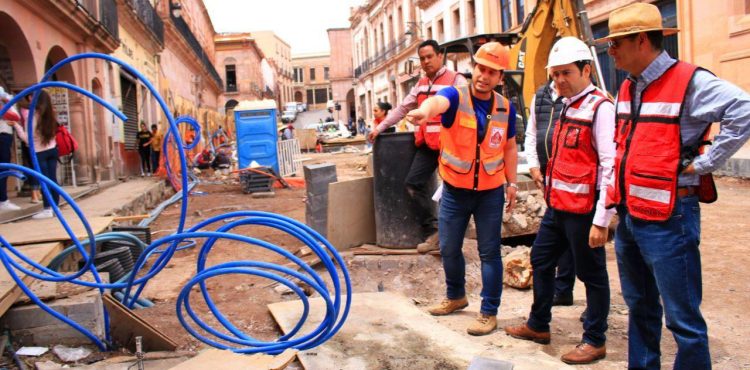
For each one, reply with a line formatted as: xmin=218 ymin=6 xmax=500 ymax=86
xmin=136 ymin=122 xmax=152 ymax=176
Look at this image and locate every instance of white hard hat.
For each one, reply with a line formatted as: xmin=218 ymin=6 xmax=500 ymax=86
xmin=546 ymin=37 xmax=593 ymax=69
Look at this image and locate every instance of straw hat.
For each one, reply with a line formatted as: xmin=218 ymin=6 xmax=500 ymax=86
xmin=595 ymin=2 xmax=679 ymax=43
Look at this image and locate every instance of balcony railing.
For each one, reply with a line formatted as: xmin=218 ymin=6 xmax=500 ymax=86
xmin=79 ymin=0 xmax=119 ymax=39
xmin=354 ymin=35 xmax=414 ymax=78
xmin=129 ymin=0 xmax=163 ymax=44
xmin=170 ymin=14 xmax=223 ymax=89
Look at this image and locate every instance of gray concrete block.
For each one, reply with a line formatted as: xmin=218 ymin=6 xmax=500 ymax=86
xmin=303 ymin=163 xmax=337 ymax=237
xmin=0 ymin=293 xmax=104 ymax=346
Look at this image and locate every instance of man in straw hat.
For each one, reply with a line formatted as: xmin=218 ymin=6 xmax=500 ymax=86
xmin=405 ymin=42 xmax=518 ymax=336
xmin=504 ymin=36 xmax=615 ymax=364
xmin=599 ymin=2 xmax=750 ymax=369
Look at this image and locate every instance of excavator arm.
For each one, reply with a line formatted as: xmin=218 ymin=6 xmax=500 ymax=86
xmin=509 ymin=0 xmax=586 ymax=106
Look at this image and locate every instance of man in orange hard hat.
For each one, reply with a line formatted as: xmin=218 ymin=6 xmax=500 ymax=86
xmin=405 ymin=42 xmax=518 ymax=336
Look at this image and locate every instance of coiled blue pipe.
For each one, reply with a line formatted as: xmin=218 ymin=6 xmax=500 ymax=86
xmin=0 ymin=53 xmax=351 ymax=353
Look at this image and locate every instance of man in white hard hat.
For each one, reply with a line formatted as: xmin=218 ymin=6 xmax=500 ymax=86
xmin=504 ymin=36 xmax=615 ymax=364
xmin=405 ymin=42 xmax=518 ymax=336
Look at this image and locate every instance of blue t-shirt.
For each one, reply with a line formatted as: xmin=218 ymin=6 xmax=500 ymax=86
xmin=437 ymin=86 xmax=516 ymax=141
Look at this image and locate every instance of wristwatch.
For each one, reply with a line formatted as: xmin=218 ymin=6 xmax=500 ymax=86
xmin=507 ymin=183 xmax=518 ymax=190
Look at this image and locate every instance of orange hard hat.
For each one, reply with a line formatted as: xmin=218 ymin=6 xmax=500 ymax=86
xmin=473 ymin=42 xmax=510 ymax=71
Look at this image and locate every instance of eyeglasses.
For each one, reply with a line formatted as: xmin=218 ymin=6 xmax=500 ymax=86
xmin=607 ymin=35 xmax=637 ymax=49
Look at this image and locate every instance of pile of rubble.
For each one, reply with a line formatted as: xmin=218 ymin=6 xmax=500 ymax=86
xmin=503 ymin=190 xmax=546 ymax=237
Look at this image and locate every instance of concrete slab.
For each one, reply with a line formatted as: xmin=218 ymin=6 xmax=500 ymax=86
xmin=0 ymin=242 xmax=64 ymax=317
xmin=326 ymin=177 xmax=375 ymax=250
xmin=268 ymin=292 xmax=571 ymax=370
xmin=0 ymin=181 xmax=113 ymax=224
xmin=1 ymin=293 xmax=104 ymax=346
xmin=0 ymin=216 xmax=113 ymax=245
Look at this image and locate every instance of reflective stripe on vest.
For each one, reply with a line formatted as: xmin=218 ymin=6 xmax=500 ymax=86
xmin=545 ymin=88 xmax=610 ymax=214
xmin=438 ymin=86 xmax=509 ymax=191
xmin=415 ymin=70 xmax=459 ymax=150
xmin=606 ymin=61 xmax=700 ymax=221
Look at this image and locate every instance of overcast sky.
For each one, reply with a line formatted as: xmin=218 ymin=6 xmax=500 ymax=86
xmin=204 ymin=1 xmax=363 ymax=55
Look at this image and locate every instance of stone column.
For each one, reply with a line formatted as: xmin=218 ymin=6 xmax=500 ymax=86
xmin=69 ymin=96 xmax=92 ymax=185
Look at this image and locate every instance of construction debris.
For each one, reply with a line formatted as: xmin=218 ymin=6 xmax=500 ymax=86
xmin=52 ymin=345 xmax=92 ymax=362
xmin=503 ymin=246 xmax=533 ymax=289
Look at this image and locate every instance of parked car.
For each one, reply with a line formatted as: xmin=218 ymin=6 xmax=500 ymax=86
xmin=296 ymin=102 xmax=307 ymax=112
xmin=281 ymin=110 xmax=297 ymax=123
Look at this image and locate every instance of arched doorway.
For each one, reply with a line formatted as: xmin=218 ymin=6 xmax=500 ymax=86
xmin=225 ymin=99 xmax=239 ymax=112
xmin=46 ymin=45 xmax=86 ymax=184
xmin=45 ymin=46 xmax=76 ymax=84
xmin=0 ymin=12 xmax=37 ymax=90
xmin=294 ymin=91 xmax=303 ymax=103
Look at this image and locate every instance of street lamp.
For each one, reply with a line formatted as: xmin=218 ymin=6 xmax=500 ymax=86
xmin=170 ymin=1 xmax=182 ymax=18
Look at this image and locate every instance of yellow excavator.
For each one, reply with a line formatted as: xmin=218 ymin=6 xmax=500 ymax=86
xmin=440 ymin=0 xmax=606 ymax=143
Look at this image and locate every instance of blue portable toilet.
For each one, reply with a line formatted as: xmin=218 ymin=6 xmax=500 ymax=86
xmin=234 ymin=100 xmax=279 ymax=173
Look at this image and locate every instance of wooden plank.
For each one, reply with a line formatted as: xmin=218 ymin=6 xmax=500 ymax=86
xmin=268 ymin=292 xmax=571 ymax=370
xmin=112 ymin=214 xmax=150 ymax=222
xmin=326 ymin=177 xmax=375 ymax=251
xmin=351 ymin=245 xmax=440 ymax=256
xmin=102 ymin=294 xmax=178 ymax=352
xmin=0 ymin=242 xmax=64 ymax=317
xmin=169 ymin=348 xmax=297 ymax=370
xmin=0 ymin=216 xmax=113 ymax=245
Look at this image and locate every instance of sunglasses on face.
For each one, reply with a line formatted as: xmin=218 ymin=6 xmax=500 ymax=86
xmin=607 ymin=35 xmax=638 ymax=49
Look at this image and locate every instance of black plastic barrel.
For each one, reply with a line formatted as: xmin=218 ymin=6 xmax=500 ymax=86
xmin=373 ymin=132 xmax=438 ymax=248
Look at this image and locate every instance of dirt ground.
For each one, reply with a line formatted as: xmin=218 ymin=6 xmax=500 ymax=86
xmin=135 ymin=151 xmax=750 ymax=369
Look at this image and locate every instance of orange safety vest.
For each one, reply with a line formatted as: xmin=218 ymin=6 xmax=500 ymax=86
xmin=546 ymin=88 xmax=611 ymax=214
xmin=606 ymin=61 xmax=705 ymax=221
xmin=438 ymin=86 xmax=509 ymax=191
xmin=415 ymin=69 xmax=460 ymax=150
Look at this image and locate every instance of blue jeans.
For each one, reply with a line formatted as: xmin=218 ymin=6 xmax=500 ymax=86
xmin=555 ymin=248 xmax=576 ymax=297
xmin=36 ymin=147 xmax=59 ymax=209
xmin=439 ymin=184 xmax=504 ymax=316
xmin=527 ymin=208 xmax=610 ymax=347
xmin=615 ymin=195 xmax=709 ymax=370
xmin=151 ymin=150 xmax=161 ymax=172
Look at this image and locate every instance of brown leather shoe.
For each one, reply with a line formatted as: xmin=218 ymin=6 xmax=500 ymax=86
xmin=503 ymin=323 xmax=551 ymax=344
xmin=427 ymin=296 xmax=468 ymax=316
xmin=467 ymin=314 xmax=497 ymax=336
xmin=417 ymin=232 xmax=439 ymax=253
xmin=560 ymin=343 xmax=606 ymax=364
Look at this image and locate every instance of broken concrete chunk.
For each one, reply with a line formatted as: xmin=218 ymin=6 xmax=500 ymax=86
xmin=511 ymin=214 xmax=528 ymax=229
xmin=503 ymin=246 xmax=533 ymax=289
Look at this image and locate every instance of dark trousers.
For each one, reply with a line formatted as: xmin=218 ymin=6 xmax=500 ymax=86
xmin=439 ymin=185 xmax=505 ymax=315
xmin=0 ymin=133 xmax=12 ymax=202
xmin=151 ymin=150 xmax=161 ymax=172
xmin=36 ymin=147 xmax=59 ymax=209
xmin=555 ymin=249 xmax=576 ymax=296
xmin=404 ymin=145 xmax=439 ymax=236
xmin=615 ymin=196 xmax=709 ymax=370
xmin=138 ymin=147 xmax=151 ymax=173
xmin=527 ymin=207 xmax=610 ymax=347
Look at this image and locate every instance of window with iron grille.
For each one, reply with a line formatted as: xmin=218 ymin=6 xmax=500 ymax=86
xmin=225 ymin=65 xmax=237 ymax=92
